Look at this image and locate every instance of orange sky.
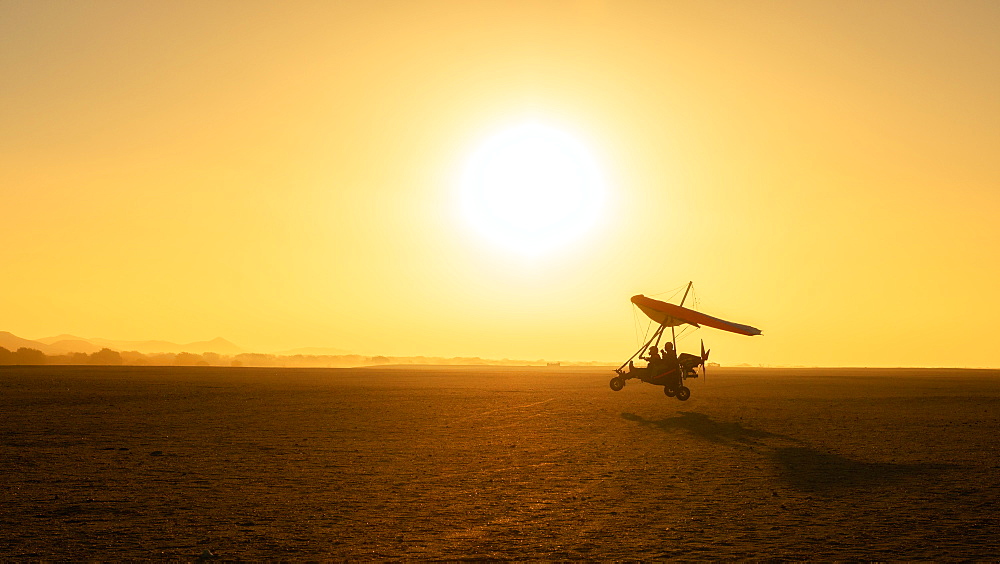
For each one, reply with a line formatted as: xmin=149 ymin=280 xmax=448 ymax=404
xmin=2 ymin=1 xmax=998 ymax=367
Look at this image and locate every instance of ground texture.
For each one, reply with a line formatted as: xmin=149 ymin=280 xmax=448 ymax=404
xmin=1 ymin=365 xmax=998 ymax=560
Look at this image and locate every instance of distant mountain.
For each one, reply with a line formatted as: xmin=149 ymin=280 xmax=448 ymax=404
xmin=87 ymin=336 xmax=243 ymax=355
xmin=277 ymin=346 xmax=352 ymax=356
xmin=36 ymin=334 xmax=105 ymax=354
xmin=0 ymin=331 xmax=57 ymax=354
xmin=183 ymin=337 xmax=243 ymax=355
xmin=47 ymin=339 xmax=103 ymax=354
xmin=87 ymin=338 xmax=181 ymax=353
xmin=36 ymin=334 xmax=88 ymax=345
xmin=8 ymin=332 xmax=244 ymax=355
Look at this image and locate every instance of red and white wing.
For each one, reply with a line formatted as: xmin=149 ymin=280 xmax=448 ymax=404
xmin=631 ymin=295 xmax=761 ymax=337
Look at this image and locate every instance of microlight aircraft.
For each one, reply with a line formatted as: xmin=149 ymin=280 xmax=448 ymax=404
xmin=610 ymin=282 xmax=761 ymax=401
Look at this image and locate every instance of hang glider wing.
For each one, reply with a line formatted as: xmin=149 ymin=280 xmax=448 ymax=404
xmin=631 ymin=294 xmax=762 ymax=336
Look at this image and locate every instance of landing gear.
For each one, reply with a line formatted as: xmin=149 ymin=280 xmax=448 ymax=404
xmin=609 ymin=367 xmax=692 ymax=401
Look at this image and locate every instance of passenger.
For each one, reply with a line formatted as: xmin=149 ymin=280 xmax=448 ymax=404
xmin=661 ymin=342 xmax=679 ymax=373
xmin=661 ymin=342 xmax=681 ymax=387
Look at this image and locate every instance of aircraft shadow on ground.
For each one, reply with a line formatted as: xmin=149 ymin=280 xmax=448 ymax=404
xmin=771 ymin=446 xmax=954 ymax=492
xmin=620 ymin=411 xmax=796 ymax=446
xmin=621 ymin=412 xmax=954 ymax=491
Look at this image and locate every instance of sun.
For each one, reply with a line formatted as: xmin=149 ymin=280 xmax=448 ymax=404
xmin=458 ymin=123 xmax=606 ymax=255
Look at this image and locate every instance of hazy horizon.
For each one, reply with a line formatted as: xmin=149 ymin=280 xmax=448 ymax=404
xmin=3 ymin=328 xmax=998 ymax=369
xmin=3 ymin=1 xmax=998 ymax=367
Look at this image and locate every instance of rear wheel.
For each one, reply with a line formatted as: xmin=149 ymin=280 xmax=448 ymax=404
xmin=676 ymin=386 xmax=691 ymax=401
xmin=609 ymin=377 xmax=625 ymax=391
xmin=663 ymin=386 xmax=676 ymax=397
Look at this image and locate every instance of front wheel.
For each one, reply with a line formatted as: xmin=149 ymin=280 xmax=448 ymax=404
xmin=676 ymin=386 xmax=691 ymax=401
xmin=663 ymin=386 xmax=676 ymax=397
xmin=609 ymin=377 xmax=625 ymax=391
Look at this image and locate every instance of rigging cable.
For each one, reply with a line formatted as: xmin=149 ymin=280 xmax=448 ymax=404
xmin=632 ymin=303 xmax=652 ymax=348
xmin=675 ymin=324 xmax=699 ymax=344
xmin=650 ymin=283 xmax=688 ymax=302
xmin=632 ymin=303 xmax=641 ymax=348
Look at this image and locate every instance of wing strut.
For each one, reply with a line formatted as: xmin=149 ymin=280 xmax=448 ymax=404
xmin=675 ymin=280 xmax=692 ymax=351
xmin=679 ymin=281 xmax=693 ymax=307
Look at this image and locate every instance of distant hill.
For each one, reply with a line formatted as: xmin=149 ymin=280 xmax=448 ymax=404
xmin=36 ymin=334 xmax=109 ymax=353
xmin=278 ymin=346 xmax=353 ymax=356
xmin=86 ymin=338 xmax=179 ymax=353
xmin=184 ymin=337 xmax=243 ymax=355
xmin=0 ymin=331 xmax=57 ymax=354
xmin=87 ymin=336 xmax=243 ymax=354
xmin=3 ymin=330 xmax=605 ymax=367
xmin=47 ymin=339 xmax=103 ymax=354
xmin=12 ymin=332 xmax=244 ymax=355
xmin=36 ymin=334 xmax=88 ymax=345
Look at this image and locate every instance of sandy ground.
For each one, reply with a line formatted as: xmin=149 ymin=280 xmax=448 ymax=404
xmin=1 ymin=365 xmax=998 ymax=560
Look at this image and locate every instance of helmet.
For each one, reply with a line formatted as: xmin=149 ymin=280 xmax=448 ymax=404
xmin=648 ymin=345 xmax=658 ymax=352
xmin=663 ymin=342 xmax=674 ymax=350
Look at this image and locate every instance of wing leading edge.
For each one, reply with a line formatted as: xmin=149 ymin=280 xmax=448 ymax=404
xmin=631 ymin=294 xmax=762 ymax=337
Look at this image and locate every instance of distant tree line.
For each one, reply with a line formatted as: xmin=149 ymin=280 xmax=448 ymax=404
xmin=0 ymin=347 xmax=47 ymax=365
xmin=0 ymin=346 xmax=123 ymax=365
xmin=0 ymin=346 xmax=397 ymax=367
xmin=0 ymin=346 xmax=601 ymax=368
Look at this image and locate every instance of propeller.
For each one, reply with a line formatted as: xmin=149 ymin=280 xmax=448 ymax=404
xmin=700 ymin=339 xmax=711 ymax=379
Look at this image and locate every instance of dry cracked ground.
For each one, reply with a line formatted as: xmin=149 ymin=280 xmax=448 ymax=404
xmin=1 ymin=365 xmax=998 ymax=560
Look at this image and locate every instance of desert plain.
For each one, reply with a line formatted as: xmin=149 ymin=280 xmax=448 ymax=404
xmin=1 ymin=365 xmax=998 ymax=560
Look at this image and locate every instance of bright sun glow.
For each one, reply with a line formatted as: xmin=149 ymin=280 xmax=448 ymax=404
xmin=459 ymin=123 xmax=606 ymax=255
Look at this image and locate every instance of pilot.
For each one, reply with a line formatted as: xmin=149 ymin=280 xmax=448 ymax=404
xmin=641 ymin=345 xmax=662 ymax=369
